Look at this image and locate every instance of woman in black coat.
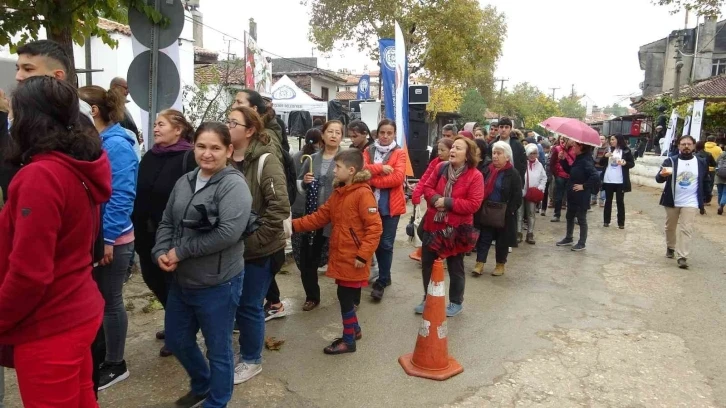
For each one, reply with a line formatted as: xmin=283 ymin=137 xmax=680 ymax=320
xmin=556 ymin=140 xmax=600 ymax=251
xmin=473 ymin=141 xmax=522 ymax=277
xmin=598 ymin=134 xmax=635 ymax=229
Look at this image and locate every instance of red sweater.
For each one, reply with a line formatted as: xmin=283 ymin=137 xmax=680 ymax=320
xmin=412 ymin=157 xmax=442 ymax=205
xmin=0 ymin=152 xmax=112 ymax=345
xmin=422 ymin=162 xmax=484 ymax=231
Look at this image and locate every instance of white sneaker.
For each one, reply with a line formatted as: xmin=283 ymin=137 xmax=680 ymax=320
xmin=317 ymin=264 xmax=328 ymax=274
xmin=234 ymin=362 xmax=262 ymax=385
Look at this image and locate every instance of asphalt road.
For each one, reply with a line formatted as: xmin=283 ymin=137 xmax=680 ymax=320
xmin=3 ymin=185 xmax=726 ymax=407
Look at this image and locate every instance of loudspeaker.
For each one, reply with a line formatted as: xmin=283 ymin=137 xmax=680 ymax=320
xmin=409 ymin=104 xmax=426 ymax=123
xmin=409 ymin=85 xmax=430 ymax=104
xmin=409 ymin=149 xmax=430 ymax=179
xmin=408 ymin=121 xmax=430 ymax=150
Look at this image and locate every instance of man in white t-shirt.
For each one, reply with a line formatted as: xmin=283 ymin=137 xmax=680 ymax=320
xmin=655 ymin=135 xmax=712 ymax=269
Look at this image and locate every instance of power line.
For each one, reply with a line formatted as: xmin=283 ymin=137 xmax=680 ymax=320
xmin=183 ymin=15 xmax=334 ymax=75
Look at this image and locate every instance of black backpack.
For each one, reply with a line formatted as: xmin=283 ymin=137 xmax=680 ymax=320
xmin=280 ymin=149 xmax=297 ymax=206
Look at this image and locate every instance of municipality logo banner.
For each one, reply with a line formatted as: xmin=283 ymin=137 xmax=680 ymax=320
xmin=357 ymin=74 xmax=370 ymax=100
xmin=379 ymin=39 xmax=396 ymax=120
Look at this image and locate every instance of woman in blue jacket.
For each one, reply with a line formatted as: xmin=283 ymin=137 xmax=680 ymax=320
xmin=79 ymin=86 xmax=139 ymax=390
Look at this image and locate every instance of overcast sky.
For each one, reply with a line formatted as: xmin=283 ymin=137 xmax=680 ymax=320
xmin=199 ymin=0 xmax=726 ymax=107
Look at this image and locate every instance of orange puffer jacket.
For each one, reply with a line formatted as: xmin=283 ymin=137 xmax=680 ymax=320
xmin=362 ymin=146 xmax=408 ymax=216
xmin=292 ymin=170 xmax=383 ymax=282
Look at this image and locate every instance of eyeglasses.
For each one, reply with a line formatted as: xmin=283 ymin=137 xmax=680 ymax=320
xmin=225 ymin=119 xmax=248 ymax=129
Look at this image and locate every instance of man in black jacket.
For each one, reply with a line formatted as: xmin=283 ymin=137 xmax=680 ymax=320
xmin=496 ymin=117 xmax=527 ymax=182
xmin=110 ymin=77 xmax=141 ymax=144
xmin=655 ymin=135 xmax=711 ymax=269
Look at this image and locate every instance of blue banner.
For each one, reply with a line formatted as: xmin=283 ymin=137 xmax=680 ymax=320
xmin=357 ymin=74 xmax=371 ymax=100
xmin=379 ymin=39 xmax=395 ymax=120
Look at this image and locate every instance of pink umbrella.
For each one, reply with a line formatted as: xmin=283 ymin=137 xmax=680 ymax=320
xmin=539 ymin=117 xmax=600 ymax=147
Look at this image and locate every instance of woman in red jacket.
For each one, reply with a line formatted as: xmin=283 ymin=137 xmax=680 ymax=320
xmin=363 ymin=119 xmax=408 ymax=301
xmin=418 ymin=136 xmax=484 ymax=317
xmin=0 ymin=76 xmax=112 ymax=407
xmin=409 ymin=138 xmax=454 ymax=261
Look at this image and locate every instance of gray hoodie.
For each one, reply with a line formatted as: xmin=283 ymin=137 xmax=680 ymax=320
xmin=152 ymin=166 xmax=252 ymax=289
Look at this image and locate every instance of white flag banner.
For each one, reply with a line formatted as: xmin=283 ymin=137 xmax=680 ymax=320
xmin=661 ymin=109 xmax=679 ymax=157
xmin=682 ymin=103 xmax=693 ymax=137
xmin=690 ymin=99 xmax=705 ymax=139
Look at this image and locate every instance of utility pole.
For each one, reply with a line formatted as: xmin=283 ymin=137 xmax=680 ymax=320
xmin=673 ymin=30 xmax=684 ymax=101
xmin=549 ymin=87 xmax=560 ymax=100
xmin=494 ymin=78 xmax=508 ymax=119
xmin=571 ymin=84 xmax=575 ymax=98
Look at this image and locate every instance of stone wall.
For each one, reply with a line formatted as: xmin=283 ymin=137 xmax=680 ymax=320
xmin=631 ymin=155 xmax=666 ymax=189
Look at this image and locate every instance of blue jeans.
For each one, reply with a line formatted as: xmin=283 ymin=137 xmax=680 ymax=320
xmin=165 ymin=273 xmax=243 ymax=408
xmin=592 ymin=170 xmax=605 ymax=202
xmin=236 ymin=257 xmax=274 ymax=364
xmin=375 ymin=215 xmax=400 ymax=286
xmin=718 ymin=184 xmax=726 ymax=207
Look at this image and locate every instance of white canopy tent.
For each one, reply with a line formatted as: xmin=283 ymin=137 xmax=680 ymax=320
xmin=271 ymin=75 xmax=328 ymax=116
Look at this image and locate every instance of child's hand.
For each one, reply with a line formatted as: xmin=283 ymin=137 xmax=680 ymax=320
xmin=354 ymin=260 xmax=365 ymax=268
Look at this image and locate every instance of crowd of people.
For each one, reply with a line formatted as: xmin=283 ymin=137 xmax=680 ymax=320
xmin=0 ymin=39 xmax=719 ymax=408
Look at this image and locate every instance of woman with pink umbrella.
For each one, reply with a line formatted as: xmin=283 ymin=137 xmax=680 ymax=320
xmin=540 ymin=118 xmax=601 ymax=251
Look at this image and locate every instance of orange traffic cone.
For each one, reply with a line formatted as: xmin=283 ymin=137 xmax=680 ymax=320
xmin=399 ymin=258 xmax=463 ymax=380
xmin=409 ymin=247 xmax=422 ymax=262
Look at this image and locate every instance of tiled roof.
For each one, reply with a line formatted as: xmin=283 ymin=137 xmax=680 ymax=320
xmin=336 ymin=91 xmax=357 ymax=100
xmin=194 ymin=62 xmax=245 ymax=86
xmin=680 ymin=74 xmax=726 ymax=100
xmin=194 ymin=46 xmax=218 ymax=58
xmin=97 ymin=18 xmax=131 ymax=36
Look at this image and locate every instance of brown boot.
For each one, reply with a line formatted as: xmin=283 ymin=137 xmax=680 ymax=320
xmin=526 ymin=233 xmax=535 ymax=245
xmin=492 ymin=263 xmax=505 ymax=276
xmin=472 ymin=262 xmax=485 ymax=276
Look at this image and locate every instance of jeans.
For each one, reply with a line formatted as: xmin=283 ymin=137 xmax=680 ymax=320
xmin=553 ymin=176 xmax=568 ymax=218
xmin=15 ymin=315 xmax=101 ymax=408
xmin=718 ymin=184 xmax=726 ymax=207
xmin=592 ymin=170 xmax=605 ymax=202
xmin=237 ymin=256 xmax=275 ymax=365
xmin=421 ymin=246 xmax=465 ymax=304
xmin=95 ymin=242 xmax=134 ymax=363
xmin=603 ymin=183 xmax=625 ymax=226
xmin=166 ymin=274 xmax=243 ymax=408
xmin=476 ymin=227 xmax=509 ymax=264
xmin=565 ymin=207 xmax=588 ymax=245
xmin=375 ymin=215 xmax=400 ymax=286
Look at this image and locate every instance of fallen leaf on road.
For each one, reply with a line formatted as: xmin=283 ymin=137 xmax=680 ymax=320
xmin=265 ymin=337 xmax=285 ymax=350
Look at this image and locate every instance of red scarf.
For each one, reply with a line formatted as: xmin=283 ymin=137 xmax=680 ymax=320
xmin=483 ymin=161 xmax=513 ymax=201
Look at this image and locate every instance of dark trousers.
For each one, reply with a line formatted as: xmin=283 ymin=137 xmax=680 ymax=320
xmin=553 ymin=176 xmax=567 ymax=218
xmin=475 ymin=227 xmax=509 ymax=264
xmin=420 ymin=245 xmax=465 ymax=304
xmin=337 ymin=286 xmax=361 ymax=314
xmin=297 ymin=231 xmax=326 ymax=302
xmin=566 ymin=207 xmax=588 ymax=245
xmin=139 ymin=249 xmax=171 ymax=307
xmin=603 ymin=183 xmax=625 ymax=226
xmin=91 ymin=269 xmax=106 ymax=398
xmin=264 ymin=249 xmax=286 ymax=305
xmin=542 ymin=178 xmax=551 ymax=212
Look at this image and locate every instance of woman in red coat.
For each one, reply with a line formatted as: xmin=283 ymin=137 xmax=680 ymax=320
xmin=409 ymin=138 xmax=454 ymax=261
xmin=417 ymin=136 xmax=484 ymax=317
xmin=0 ymin=76 xmax=112 ymax=407
xmin=362 ymin=119 xmax=408 ymax=301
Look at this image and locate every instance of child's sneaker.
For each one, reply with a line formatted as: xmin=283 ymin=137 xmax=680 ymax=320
xmin=414 ymin=301 xmax=425 ymax=314
xmin=323 ymin=338 xmax=356 ymax=355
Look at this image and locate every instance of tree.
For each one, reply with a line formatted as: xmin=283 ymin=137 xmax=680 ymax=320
xmin=304 ymin=0 xmax=506 ymax=90
xmin=0 ymin=1 xmax=162 ymax=85
xmin=459 ymin=89 xmax=488 ymax=124
xmin=653 ymin=0 xmax=723 ymax=16
xmin=603 ymin=103 xmax=629 ymax=117
xmin=558 ymin=96 xmax=587 ymax=119
xmin=426 ymin=80 xmax=462 ymax=120
xmin=184 ymin=60 xmax=245 ymax=126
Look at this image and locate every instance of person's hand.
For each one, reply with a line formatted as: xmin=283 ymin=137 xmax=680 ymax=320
xmin=617 ymin=159 xmax=626 ymax=166
xmin=434 ymin=197 xmax=445 ymax=209
xmin=167 ymin=248 xmax=180 ymax=265
xmin=354 ymin=259 xmax=365 ymax=268
xmin=572 ymin=184 xmax=584 ymax=192
xmin=660 ymin=167 xmax=673 ymax=177
xmin=100 ymin=244 xmax=114 ymax=266
xmin=382 ymin=165 xmax=394 ymax=175
xmin=700 ymin=207 xmax=706 ymax=215
xmin=604 ymin=152 xmax=612 ymax=158
xmin=0 ymin=90 xmax=9 ymax=113
xmin=558 ymin=151 xmax=565 ymax=160
xmin=158 ymin=254 xmax=177 ymax=272
xmin=303 ymin=173 xmax=315 ymax=184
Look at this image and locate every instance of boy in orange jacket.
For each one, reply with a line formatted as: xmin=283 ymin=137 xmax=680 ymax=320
xmin=291 ymin=149 xmax=383 ymax=354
